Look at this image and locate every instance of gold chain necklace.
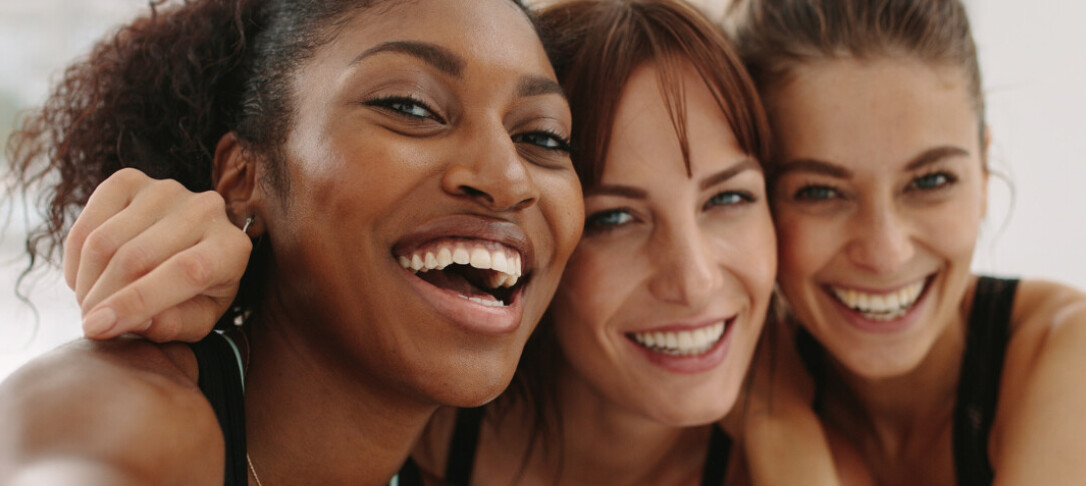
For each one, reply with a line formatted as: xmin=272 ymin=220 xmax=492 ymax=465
xmin=247 ymin=453 xmax=265 ymax=486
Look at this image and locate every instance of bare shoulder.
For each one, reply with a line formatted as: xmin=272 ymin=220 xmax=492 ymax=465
xmin=0 ymin=337 xmax=224 ymax=485
xmin=990 ymin=278 xmax=1086 ymax=482
xmin=1010 ymin=279 xmax=1086 ymax=334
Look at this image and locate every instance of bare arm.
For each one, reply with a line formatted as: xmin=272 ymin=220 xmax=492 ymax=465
xmin=991 ymin=280 xmax=1086 ymax=485
xmin=0 ymin=338 xmax=224 ymax=485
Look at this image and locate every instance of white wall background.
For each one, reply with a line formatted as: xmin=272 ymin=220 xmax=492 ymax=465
xmin=2 ymin=0 xmax=1085 ymax=380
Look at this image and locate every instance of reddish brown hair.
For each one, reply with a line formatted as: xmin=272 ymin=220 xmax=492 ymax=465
xmin=498 ymin=0 xmax=772 ymax=476
xmin=538 ymin=0 xmax=771 ymax=190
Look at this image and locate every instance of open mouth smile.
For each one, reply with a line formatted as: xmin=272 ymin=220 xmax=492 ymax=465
xmin=397 ymin=239 xmax=525 ymax=308
xmin=825 ymin=276 xmax=933 ymax=322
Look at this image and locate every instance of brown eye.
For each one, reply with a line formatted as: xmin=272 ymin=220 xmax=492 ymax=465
xmin=514 ymin=131 xmax=572 ymax=153
xmin=366 ymin=96 xmax=445 ymax=123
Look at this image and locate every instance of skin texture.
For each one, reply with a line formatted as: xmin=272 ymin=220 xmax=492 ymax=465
xmin=413 ymin=62 xmax=776 ymax=486
xmin=0 ymin=0 xmax=582 ymax=484
xmin=766 ymin=57 xmax=1086 ymax=485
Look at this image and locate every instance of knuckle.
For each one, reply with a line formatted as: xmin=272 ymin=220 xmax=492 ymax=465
xmin=147 ymin=315 xmax=182 ymax=343
xmin=114 ymin=243 xmax=157 ymax=276
xmin=177 ymin=251 xmax=215 ymax=289
xmin=192 ymin=190 xmax=227 ymax=214
xmin=82 ymin=228 xmax=120 ymax=262
xmin=111 ymin=167 xmax=145 ymax=187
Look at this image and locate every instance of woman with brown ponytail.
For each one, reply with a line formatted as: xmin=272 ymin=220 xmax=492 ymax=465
xmin=727 ymin=0 xmax=1086 ymax=483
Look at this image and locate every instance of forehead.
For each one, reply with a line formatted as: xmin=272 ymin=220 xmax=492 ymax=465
xmin=601 ymin=63 xmax=745 ymax=185
xmin=767 ymin=58 xmax=980 ymax=166
xmin=309 ymin=0 xmax=552 ymax=79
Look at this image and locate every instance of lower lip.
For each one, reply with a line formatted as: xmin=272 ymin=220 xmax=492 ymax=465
xmin=824 ymin=277 xmax=933 ymax=334
xmin=627 ymin=320 xmax=735 ymax=374
xmin=400 ymin=267 xmax=525 ymax=336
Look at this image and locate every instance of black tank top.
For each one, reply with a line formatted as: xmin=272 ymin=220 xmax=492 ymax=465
xmin=442 ymin=406 xmax=732 ymax=486
xmin=797 ymin=276 xmax=1019 ymax=485
xmin=191 ymin=332 xmax=426 ymax=486
xmin=190 ymin=332 xmax=249 ymax=486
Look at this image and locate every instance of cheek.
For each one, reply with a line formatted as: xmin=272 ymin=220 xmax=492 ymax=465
xmin=775 ymin=210 xmax=834 ymax=283
xmin=550 ymin=242 xmax=637 ymax=346
xmin=718 ymin=209 xmax=779 ymax=300
xmin=537 ymin=170 xmax=585 ymax=263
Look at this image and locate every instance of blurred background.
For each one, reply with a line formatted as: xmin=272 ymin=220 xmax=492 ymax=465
xmin=2 ymin=0 xmax=1084 ymax=379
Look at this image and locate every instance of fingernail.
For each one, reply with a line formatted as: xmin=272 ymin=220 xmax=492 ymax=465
xmin=83 ymin=307 xmax=117 ymax=337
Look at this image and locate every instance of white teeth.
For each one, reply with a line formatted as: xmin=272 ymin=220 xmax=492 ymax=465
xmin=630 ymin=321 xmax=727 ymax=356
xmin=397 ymin=241 xmax=523 ymax=290
xmin=437 ymin=248 xmax=453 ymax=269
xmin=831 ymin=280 xmax=926 ymax=320
xmin=460 ymin=295 xmax=505 ymax=308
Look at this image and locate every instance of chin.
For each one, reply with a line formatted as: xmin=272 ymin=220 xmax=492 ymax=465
xmin=645 ymin=388 xmax=740 ymax=427
xmin=424 ymin=355 xmax=520 ymax=408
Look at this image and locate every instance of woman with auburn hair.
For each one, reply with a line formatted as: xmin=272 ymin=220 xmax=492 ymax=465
xmin=726 ymin=0 xmax=1086 ymax=483
xmin=0 ymin=0 xmax=583 ymax=484
xmin=25 ymin=0 xmax=799 ymax=484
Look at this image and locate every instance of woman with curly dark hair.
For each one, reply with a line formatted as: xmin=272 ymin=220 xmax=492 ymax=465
xmin=0 ymin=0 xmax=582 ymax=484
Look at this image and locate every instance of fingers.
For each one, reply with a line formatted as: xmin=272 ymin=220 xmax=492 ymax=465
xmin=78 ymin=190 xmax=230 ymax=313
xmin=64 ymin=169 xmax=148 ymax=290
xmin=82 ymin=224 xmax=252 ymax=341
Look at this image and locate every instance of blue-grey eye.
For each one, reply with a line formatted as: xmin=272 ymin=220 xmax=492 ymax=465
xmin=707 ymin=191 xmax=751 ymax=208
xmin=795 ymin=185 xmax=838 ymax=201
xmin=586 ymin=209 xmax=633 ymax=229
xmin=910 ymin=172 xmax=955 ymax=190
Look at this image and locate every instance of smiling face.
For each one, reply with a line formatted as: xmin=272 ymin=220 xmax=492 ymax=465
xmin=768 ymin=58 xmax=988 ymax=378
xmin=549 ymin=63 xmax=776 ymax=426
xmin=256 ymin=0 xmax=583 ymax=406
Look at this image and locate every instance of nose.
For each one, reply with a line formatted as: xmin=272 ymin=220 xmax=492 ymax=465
xmin=441 ymin=123 xmax=539 ymax=212
xmin=846 ymin=200 xmax=915 ymax=274
xmin=647 ymin=218 xmax=724 ymax=309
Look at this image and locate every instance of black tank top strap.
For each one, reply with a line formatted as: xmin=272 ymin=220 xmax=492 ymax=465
xmin=189 ymin=332 xmax=248 ymax=486
xmin=444 ymin=406 xmax=486 ymax=486
xmin=700 ymin=425 xmax=732 ymax=486
xmin=954 ymin=276 xmax=1019 ymax=486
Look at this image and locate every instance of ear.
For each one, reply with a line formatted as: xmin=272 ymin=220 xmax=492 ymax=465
xmin=213 ymin=132 xmax=264 ymax=234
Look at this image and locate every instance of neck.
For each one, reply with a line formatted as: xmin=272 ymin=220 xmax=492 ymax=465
xmin=497 ymin=358 xmax=710 ymax=486
xmin=823 ymin=313 xmax=968 ymax=454
xmin=244 ymin=315 xmax=437 ymax=485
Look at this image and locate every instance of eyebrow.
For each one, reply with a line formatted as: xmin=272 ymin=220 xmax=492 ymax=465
xmin=352 ymin=41 xmax=464 ymax=78
xmin=517 ymin=76 xmax=566 ymax=99
xmin=700 ymin=158 xmax=761 ymax=191
xmin=586 ymin=158 xmax=761 ymax=199
xmin=904 ymin=146 xmax=971 ymax=171
xmin=775 ymin=145 xmax=972 ymax=179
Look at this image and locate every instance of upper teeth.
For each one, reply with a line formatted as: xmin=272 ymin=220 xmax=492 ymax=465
xmin=629 ymin=321 xmax=727 ymax=356
xmin=398 ymin=241 xmax=522 ymax=288
xmin=831 ymin=280 xmax=925 ymax=320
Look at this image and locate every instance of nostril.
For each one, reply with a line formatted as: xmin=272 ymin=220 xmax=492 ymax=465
xmin=459 ymin=185 xmax=492 ymax=201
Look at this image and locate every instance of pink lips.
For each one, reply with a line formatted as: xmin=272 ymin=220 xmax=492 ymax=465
xmin=823 ymin=276 xmax=934 ymax=334
xmin=394 ymin=215 xmax=533 ymax=336
xmin=626 ymin=317 xmax=736 ymax=374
